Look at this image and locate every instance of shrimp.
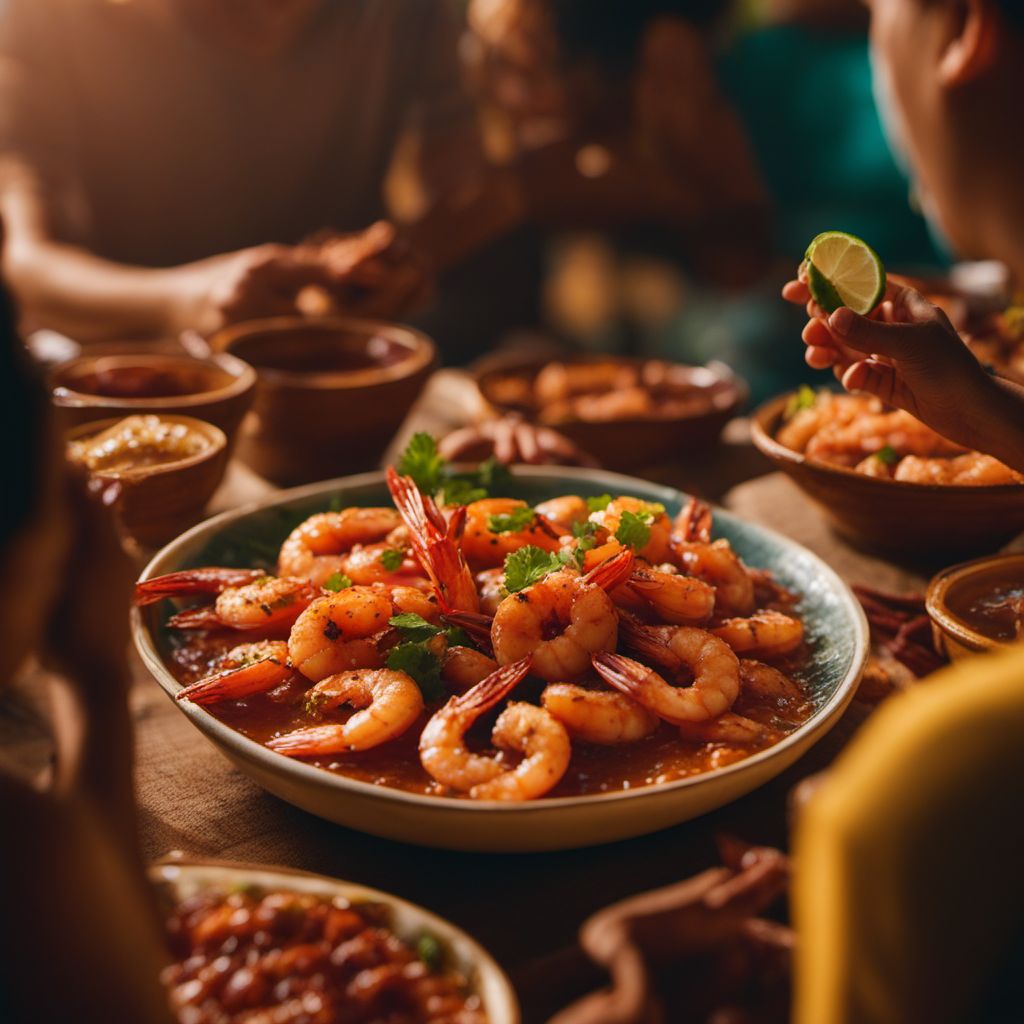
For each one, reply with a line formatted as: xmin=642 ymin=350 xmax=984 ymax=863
xmin=677 ymin=712 xmax=771 ymax=745
xmin=534 ymin=495 xmax=589 ymax=533
xmin=387 ymin=468 xmax=480 ymax=613
xmin=618 ymin=563 xmax=715 ymax=625
xmin=441 ymin=646 xmax=498 ymax=692
xmin=592 ymin=627 xmax=740 ymax=723
xmin=286 ymin=587 xmax=394 ymax=681
xmin=589 ymin=496 xmax=674 ymax=563
xmin=491 ymin=548 xmax=635 ymax=681
xmin=893 ymin=453 xmax=1023 ymax=486
xmin=776 ymin=393 xmax=875 ymax=452
xmin=671 ymin=499 xmax=755 ymax=616
xmin=420 ymin=656 xmax=570 ymax=800
xmin=712 ymin=610 xmax=804 ymax=659
xmin=541 ymin=682 xmax=658 ymax=744
xmin=805 ymin=408 xmax=964 ymax=467
xmin=277 ymin=507 xmax=407 ymax=587
xmin=739 ymin=659 xmax=805 ymax=702
xmin=459 ymin=498 xmax=561 ymax=570
xmin=135 ymin=568 xmax=320 ymax=632
xmin=266 ymin=669 xmax=423 ymax=757
xmin=475 ymin=567 xmax=507 ymax=615
xmin=176 ymin=641 xmax=294 ymax=706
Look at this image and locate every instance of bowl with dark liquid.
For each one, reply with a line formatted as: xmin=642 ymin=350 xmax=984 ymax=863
xmin=211 ymin=316 xmax=437 ymax=485
xmin=50 ymin=350 xmax=256 ymax=450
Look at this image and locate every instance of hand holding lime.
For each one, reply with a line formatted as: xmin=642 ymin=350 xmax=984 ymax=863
xmin=803 ymin=231 xmax=886 ymax=315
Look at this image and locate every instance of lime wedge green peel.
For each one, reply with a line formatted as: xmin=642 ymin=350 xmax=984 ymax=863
xmin=804 ymin=231 xmax=886 ymax=315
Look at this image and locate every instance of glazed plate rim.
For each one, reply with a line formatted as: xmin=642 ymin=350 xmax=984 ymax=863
xmin=134 ymin=465 xmax=869 ymax=815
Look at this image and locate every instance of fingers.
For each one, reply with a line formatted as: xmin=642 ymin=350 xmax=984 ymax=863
xmin=840 ymin=358 xmax=914 ymax=410
xmin=781 ymin=279 xmax=809 ymax=304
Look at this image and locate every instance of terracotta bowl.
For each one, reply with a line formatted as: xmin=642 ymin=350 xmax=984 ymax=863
xmin=751 ymin=392 xmax=1024 ymax=559
xmin=926 ymin=553 xmax=1024 ymax=660
xmin=151 ymin=856 xmax=519 ymax=1023
xmin=475 ymin=355 xmax=746 ymax=471
xmin=50 ymin=350 xmax=255 ymax=451
xmin=66 ymin=415 xmax=228 ymax=547
xmin=210 ymin=316 xmax=437 ymax=486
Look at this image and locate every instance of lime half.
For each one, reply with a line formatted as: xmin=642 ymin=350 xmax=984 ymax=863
xmin=804 ymin=231 xmax=886 ymax=315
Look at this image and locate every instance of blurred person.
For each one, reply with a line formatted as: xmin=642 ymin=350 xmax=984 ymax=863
xmin=784 ymin=0 xmax=1024 ymax=475
xmin=0 ymin=0 xmax=479 ymax=342
xmin=0 ymin=233 xmax=171 ymax=1020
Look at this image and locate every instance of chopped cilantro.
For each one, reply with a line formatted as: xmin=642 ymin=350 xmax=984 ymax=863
xmin=475 ymin=456 xmax=511 ymax=492
xmin=874 ymin=444 xmax=899 ymax=466
xmin=389 ymin=612 xmax=443 ymax=642
xmin=614 ymin=509 xmax=652 ymax=550
xmin=586 ymin=493 xmax=613 ymax=513
xmin=322 ymin=572 xmax=352 ymax=592
xmin=379 ymin=548 xmax=405 ymax=571
xmin=397 ymin=432 xmax=446 ymax=493
xmin=487 ymin=507 xmax=536 ymax=534
xmin=503 ymin=545 xmax=562 ymax=593
xmin=785 ymin=384 xmax=818 ymax=419
xmin=386 ymin=641 xmax=445 ymax=702
xmin=416 ymin=932 xmax=444 ymax=973
xmin=438 ymin=476 xmax=488 ymax=506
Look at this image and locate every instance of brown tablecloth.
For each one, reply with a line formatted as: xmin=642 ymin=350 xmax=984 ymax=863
xmin=2 ymin=373 xmax=930 ymax=1021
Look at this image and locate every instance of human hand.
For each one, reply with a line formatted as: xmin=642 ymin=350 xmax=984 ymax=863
xmin=438 ymin=414 xmax=599 ymax=467
xmin=781 ymin=275 xmax=996 ymax=446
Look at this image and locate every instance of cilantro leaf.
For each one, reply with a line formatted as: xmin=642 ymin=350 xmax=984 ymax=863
xmin=386 ymin=641 xmax=445 ymax=702
xmin=874 ymin=444 xmax=899 ymax=466
xmin=398 ymin=432 xmax=445 ymax=493
xmin=475 ymin=456 xmax=511 ymax=492
xmin=416 ymin=933 xmax=444 ymax=973
xmin=379 ymin=548 xmax=405 ymax=571
xmin=503 ymin=545 xmax=562 ymax=593
xmin=586 ymin=493 xmax=613 ymax=512
xmin=438 ymin=476 xmax=488 ymax=506
xmin=389 ymin=612 xmax=443 ymax=642
xmin=785 ymin=384 xmax=818 ymax=419
xmin=572 ymin=520 xmax=598 ymax=540
xmin=614 ymin=510 xmax=652 ymax=550
xmin=323 ymin=572 xmax=352 ymax=592
xmin=487 ymin=507 xmax=536 ymax=534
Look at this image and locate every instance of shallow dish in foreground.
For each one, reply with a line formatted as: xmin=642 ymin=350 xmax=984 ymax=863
xmin=134 ymin=467 xmax=867 ymax=852
xmin=151 ymin=856 xmax=518 ymax=1023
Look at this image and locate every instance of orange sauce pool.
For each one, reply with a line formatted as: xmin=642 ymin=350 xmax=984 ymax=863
xmin=168 ymin=636 xmax=814 ymax=799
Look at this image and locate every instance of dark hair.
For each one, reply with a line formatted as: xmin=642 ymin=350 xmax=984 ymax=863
xmin=0 ymin=275 xmax=44 ymax=546
xmin=549 ymin=0 xmax=730 ymax=73
xmin=998 ymin=0 xmax=1024 ymax=32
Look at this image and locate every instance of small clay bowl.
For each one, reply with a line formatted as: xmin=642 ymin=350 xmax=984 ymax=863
xmin=210 ymin=316 xmax=436 ymax=485
xmin=475 ymin=355 xmax=746 ymax=472
xmin=66 ymin=415 xmax=228 ymax=547
xmin=926 ymin=553 xmax=1024 ymax=659
xmin=751 ymin=391 xmax=1024 ymax=559
xmin=50 ymin=351 xmax=255 ymax=451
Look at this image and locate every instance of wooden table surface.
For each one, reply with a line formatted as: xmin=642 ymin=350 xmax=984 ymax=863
xmin=2 ymin=372 xmax=933 ymax=1022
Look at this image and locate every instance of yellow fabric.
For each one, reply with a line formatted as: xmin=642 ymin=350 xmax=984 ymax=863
xmin=794 ymin=643 xmax=1024 ymax=1024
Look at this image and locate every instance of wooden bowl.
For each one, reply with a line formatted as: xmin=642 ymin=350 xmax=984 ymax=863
xmin=66 ymin=415 xmax=228 ymax=547
xmin=150 ymin=857 xmax=519 ymax=1023
xmin=926 ymin=553 xmax=1024 ymax=659
xmin=210 ymin=316 xmax=437 ymax=486
xmin=751 ymin=391 xmax=1024 ymax=559
xmin=50 ymin=350 xmax=255 ymax=451
xmin=475 ymin=355 xmax=746 ymax=471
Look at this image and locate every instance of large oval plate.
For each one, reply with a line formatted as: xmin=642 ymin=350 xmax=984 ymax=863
xmin=134 ymin=467 xmax=868 ymax=852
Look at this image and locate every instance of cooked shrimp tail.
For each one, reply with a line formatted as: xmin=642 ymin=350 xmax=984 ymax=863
xmin=176 ymin=641 xmax=293 ymax=706
xmin=618 ymin=615 xmax=682 ymax=672
xmin=442 ymin=610 xmax=495 ymax=647
xmin=386 ymin=467 xmax=480 ymax=613
xmin=264 ymin=725 xmax=351 ymax=757
xmin=583 ymin=547 xmax=635 ymax=591
xmin=450 ymin=654 xmax=533 ymax=715
xmin=134 ymin=567 xmax=266 ymax=605
xmin=166 ymin=606 xmax=226 ymax=630
xmin=674 ymin=497 xmax=712 ymax=543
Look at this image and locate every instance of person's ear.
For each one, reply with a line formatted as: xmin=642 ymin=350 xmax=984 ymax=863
xmin=938 ymin=0 xmax=999 ymax=86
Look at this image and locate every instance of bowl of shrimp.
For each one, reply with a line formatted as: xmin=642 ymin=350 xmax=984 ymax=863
xmin=752 ymin=389 xmax=1024 ymax=559
xmin=133 ymin=457 xmax=867 ymax=852
xmin=476 ymin=356 xmax=747 ymax=471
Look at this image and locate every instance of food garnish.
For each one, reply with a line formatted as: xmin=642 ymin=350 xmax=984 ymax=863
xmin=804 ymin=230 xmax=886 ymax=315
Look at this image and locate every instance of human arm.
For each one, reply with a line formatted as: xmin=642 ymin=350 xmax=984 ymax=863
xmin=782 ymin=276 xmax=1024 ymax=473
